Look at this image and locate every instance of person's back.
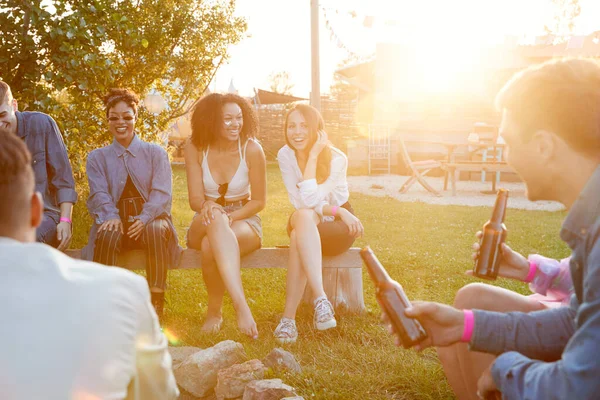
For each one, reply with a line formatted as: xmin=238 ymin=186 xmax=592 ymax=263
xmin=0 ymin=130 xmax=178 ymax=399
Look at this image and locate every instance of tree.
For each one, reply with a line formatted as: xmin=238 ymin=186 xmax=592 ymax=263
xmin=544 ymin=0 xmax=581 ymax=42
xmin=0 ymin=0 xmax=246 ymax=182
xmin=268 ymin=71 xmax=294 ymax=95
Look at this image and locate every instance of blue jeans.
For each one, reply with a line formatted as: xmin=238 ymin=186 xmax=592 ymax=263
xmin=36 ymin=211 xmax=59 ymax=247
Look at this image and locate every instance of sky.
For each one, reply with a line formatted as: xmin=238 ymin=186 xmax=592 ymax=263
xmin=212 ymin=0 xmax=600 ymax=97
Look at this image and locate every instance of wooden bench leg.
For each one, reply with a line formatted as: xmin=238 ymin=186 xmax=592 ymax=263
xmin=302 ymin=268 xmax=365 ymax=313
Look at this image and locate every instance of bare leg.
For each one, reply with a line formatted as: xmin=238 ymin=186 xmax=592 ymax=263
xmin=200 ymin=236 xmax=225 ymax=332
xmin=282 ymin=230 xmax=307 ymax=319
xmin=290 ymin=209 xmax=326 ymax=301
xmin=204 ymin=213 xmax=260 ymax=338
xmin=437 ymin=283 xmax=546 ymax=400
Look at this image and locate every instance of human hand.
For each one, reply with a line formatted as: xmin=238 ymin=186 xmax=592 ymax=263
xmin=309 ymin=130 xmax=329 ymax=158
xmin=201 ymin=201 xmax=223 ymax=226
xmin=476 ymin=362 xmax=501 ymax=399
xmin=56 ymin=221 xmax=72 ymax=251
xmin=470 ymin=231 xmax=529 ymax=281
xmin=128 ymin=219 xmax=145 ymax=241
xmin=383 ymin=301 xmax=464 ymax=351
xmin=339 ymin=208 xmax=364 ymax=238
xmin=99 ymin=218 xmax=123 ymax=234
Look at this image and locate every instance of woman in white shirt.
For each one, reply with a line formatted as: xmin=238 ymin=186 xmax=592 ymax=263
xmin=184 ymin=93 xmax=266 ymax=339
xmin=275 ymin=104 xmax=364 ymax=343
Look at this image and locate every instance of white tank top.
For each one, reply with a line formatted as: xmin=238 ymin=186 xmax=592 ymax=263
xmin=202 ymin=139 xmax=250 ymax=200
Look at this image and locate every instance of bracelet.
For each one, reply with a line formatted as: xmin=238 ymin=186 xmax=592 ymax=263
xmin=461 ymin=310 xmax=475 ymax=343
xmin=524 ymin=260 xmax=537 ymax=283
xmin=331 ymin=205 xmax=339 ymax=216
xmin=59 ymin=217 xmax=72 ymax=224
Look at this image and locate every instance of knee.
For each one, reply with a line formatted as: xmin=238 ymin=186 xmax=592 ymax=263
xmin=144 ymin=220 xmax=168 ymax=242
xmin=206 ymin=211 xmax=229 ymax=231
xmin=291 ymin=208 xmax=318 ymax=226
xmin=454 ymin=283 xmax=490 ymax=310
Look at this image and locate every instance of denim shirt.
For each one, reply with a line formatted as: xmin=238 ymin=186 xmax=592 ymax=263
xmin=82 ymin=135 xmax=181 ymax=265
xmin=469 ymin=165 xmax=600 ymax=399
xmin=16 ymin=111 xmax=77 ymax=212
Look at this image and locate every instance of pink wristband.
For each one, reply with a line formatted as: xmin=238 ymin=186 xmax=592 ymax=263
xmin=524 ymin=260 xmax=537 ymax=283
xmin=331 ymin=206 xmax=338 ymax=216
xmin=461 ymin=310 xmax=475 ymax=343
xmin=59 ymin=217 xmax=72 ymax=224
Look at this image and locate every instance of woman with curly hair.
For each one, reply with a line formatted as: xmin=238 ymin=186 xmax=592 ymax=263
xmin=274 ymin=104 xmax=364 ymax=343
xmin=83 ymin=88 xmax=182 ymax=319
xmin=184 ymin=93 xmax=266 ymax=339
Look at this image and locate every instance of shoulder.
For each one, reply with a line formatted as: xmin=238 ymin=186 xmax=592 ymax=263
xmin=87 ymin=147 xmax=109 ymax=162
xmin=20 ymin=111 xmax=53 ymax=124
xmin=184 ymin=139 xmax=202 ymax=163
xmin=329 ymin=146 xmax=348 ymax=165
xmin=143 ymin=140 xmax=168 ymax=156
xmin=277 ymin=144 xmax=294 ymax=161
xmin=20 ymin=111 xmax=57 ymax=132
xmin=245 ymin=138 xmax=265 ymax=158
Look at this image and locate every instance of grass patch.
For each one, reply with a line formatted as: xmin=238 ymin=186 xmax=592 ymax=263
xmin=70 ymin=163 xmax=569 ymax=399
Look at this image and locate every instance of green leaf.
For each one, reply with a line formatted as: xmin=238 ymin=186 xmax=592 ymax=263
xmin=141 ymin=39 xmax=149 ymax=48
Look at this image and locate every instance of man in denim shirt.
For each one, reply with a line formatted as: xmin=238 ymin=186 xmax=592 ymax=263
xmin=0 ymin=81 xmax=77 ymax=249
xmin=385 ymin=58 xmax=600 ymax=399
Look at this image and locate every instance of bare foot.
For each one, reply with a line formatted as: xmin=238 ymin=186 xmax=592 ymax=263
xmin=236 ymin=306 xmax=258 ymax=339
xmin=201 ymin=314 xmax=223 ymax=333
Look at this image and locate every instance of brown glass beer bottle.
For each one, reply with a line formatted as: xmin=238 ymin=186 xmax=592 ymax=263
xmin=360 ymin=247 xmax=428 ymax=348
xmin=473 ymin=189 xmax=509 ymax=280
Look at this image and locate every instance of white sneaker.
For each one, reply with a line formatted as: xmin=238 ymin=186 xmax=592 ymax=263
xmin=313 ymin=297 xmax=337 ymax=331
xmin=274 ymin=317 xmax=298 ymax=344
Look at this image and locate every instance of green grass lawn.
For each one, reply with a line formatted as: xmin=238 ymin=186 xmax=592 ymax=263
xmin=71 ymin=163 xmax=569 ymax=399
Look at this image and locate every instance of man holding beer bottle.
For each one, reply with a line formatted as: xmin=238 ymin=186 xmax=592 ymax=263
xmin=385 ymin=58 xmax=600 ymax=399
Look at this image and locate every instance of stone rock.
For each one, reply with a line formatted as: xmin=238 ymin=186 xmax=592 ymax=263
xmin=215 ymin=359 xmax=267 ymax=400
xmin=262 ymin=348 xmax=302 ymax=374
xmin=169 ymin=346 xmax=202 ymax=368
xmin=174 ymin=340 xmax=247 ymax=398
xmin=242 ymin=379 xmax=296 ymax=400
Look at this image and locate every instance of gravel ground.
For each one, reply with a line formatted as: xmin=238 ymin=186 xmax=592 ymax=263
xmin=347 ymin=175 xmax=565 ymax=211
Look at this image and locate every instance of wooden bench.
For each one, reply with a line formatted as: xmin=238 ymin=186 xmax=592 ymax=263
xmin=65 ymin=247 xmax=366 ymax=313
xmin=441 ymin=161 xmax=514 ymax=196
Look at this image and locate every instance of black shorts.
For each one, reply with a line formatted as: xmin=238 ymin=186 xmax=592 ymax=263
xmin=287 ymin=202 xmax=356 ymax=256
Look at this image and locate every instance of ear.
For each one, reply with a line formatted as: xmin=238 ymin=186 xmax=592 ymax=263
xmin=11 ymin=98 xmax=18 ymax=112
xmin=30 ymin=191 xmax=44 ymax=229
xmin=531 ymin=130 xmax=556 ymax=161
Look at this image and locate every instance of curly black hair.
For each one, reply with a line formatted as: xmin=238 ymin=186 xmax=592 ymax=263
xmin=190 ymin=93 xmax=259 ymax=151
xmin=103 ymin=88 xmax=140 ymax=118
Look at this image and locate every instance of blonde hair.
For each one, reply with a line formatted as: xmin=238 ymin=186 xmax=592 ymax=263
xmin=496 ymin=58 xmax=600 ymax=156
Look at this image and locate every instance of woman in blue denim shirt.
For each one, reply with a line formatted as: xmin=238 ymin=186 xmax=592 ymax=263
xmin=84 ymin=89 xmax=181 ymax=319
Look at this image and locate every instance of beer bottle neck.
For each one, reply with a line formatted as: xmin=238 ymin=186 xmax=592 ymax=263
xmin=360 ymin=248 xmax=393 ymax=285
xmin=491 ymin=190 xmax=508 ymax=223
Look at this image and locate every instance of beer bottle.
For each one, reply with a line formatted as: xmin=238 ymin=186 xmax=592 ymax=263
xmin=360 ymin=247 xmax=428 ymax=348
xmin=473 ymin=189 xmax=509 ymax=280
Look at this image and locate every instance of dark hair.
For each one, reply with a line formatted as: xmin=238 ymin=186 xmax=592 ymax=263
xmin=103 ymin=88 xmax=140 ymax=118
xmin=190 ymin=93 xmax=259 ymax=151
xmin=0 ymin=132 xmax=34 ymax=230
xmin=0 ymin=81 xmax=12 ymax=104
xmin=284 ymin=104 xmax=332 ymax=184
xmin=496 ymin=58 xmax=600 ymax=156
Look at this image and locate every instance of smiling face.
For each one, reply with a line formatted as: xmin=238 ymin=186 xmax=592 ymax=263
xmin=108 ymin=101 xmax=137 ymax=147
xmin=0 ymin=94 xmax=18 ymax=136
xmin=220 ymin=102 xmax=243 ymax=142
xmin=285 ymin=110 xmax=312 ymax=152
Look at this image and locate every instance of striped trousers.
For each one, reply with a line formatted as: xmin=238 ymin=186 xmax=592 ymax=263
xmin=93 ymin=197 xmax=171 ymax=290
